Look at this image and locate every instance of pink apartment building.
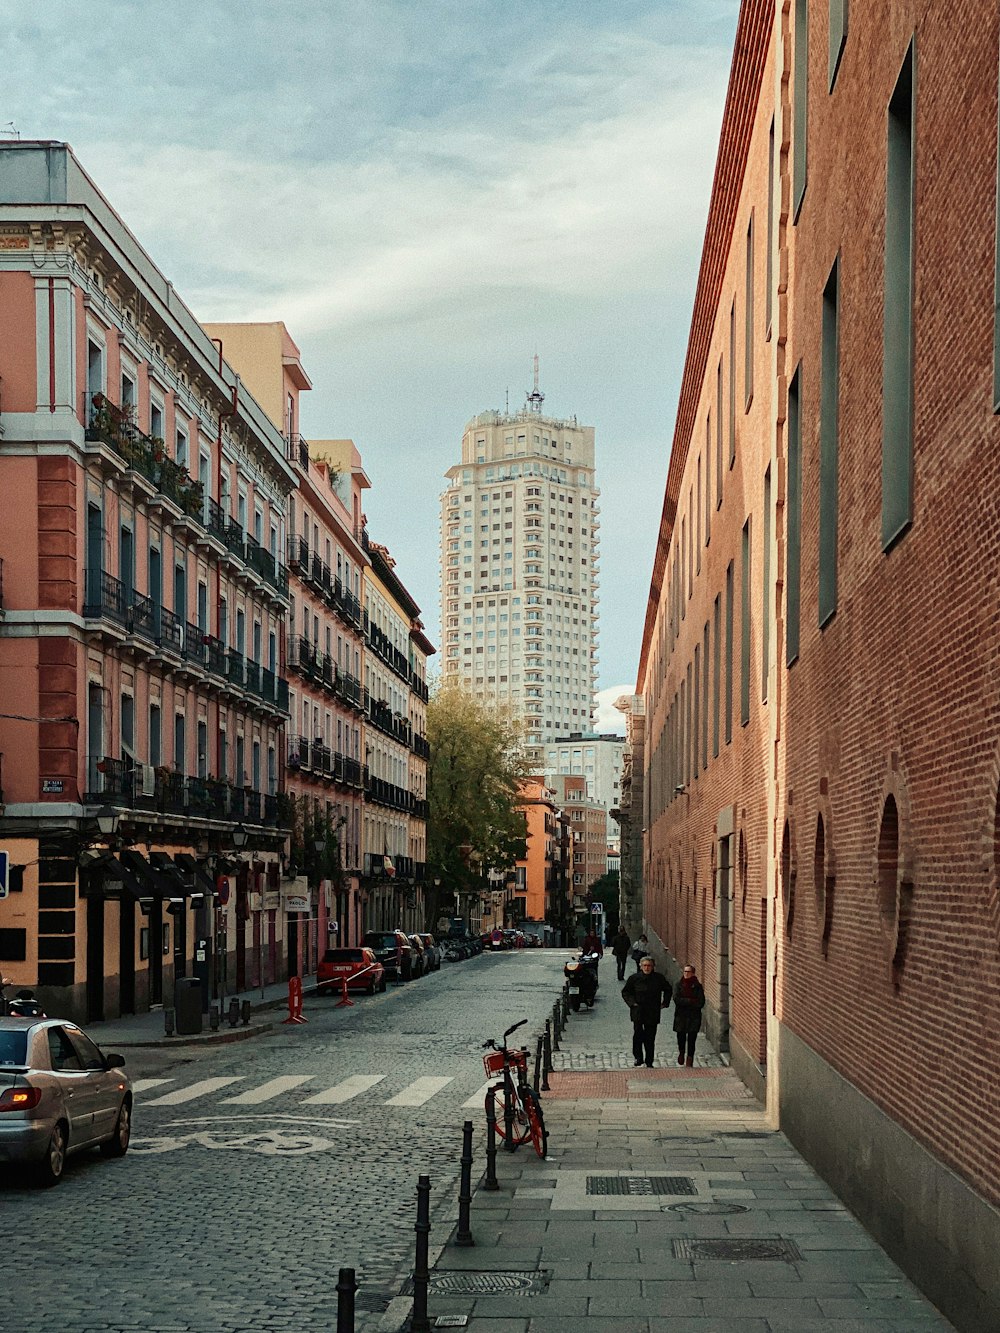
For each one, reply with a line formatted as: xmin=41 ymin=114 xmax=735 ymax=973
xmin=0 ymin=142 xmax=294 ymax=1022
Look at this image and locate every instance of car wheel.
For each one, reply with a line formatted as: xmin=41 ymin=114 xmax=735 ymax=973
xmin=379 ymin=977 xmax=387 ymax=992
xmin=366 ymin=980 xmax=376 ymax=995
xmin=100 ymin=1099 xmax=131 ymax=1158
xmin=35 ymin=1120 xmax=68 ymax=1187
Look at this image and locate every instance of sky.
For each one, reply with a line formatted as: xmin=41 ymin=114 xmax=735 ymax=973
xmin=4 ymin=0 xmax=740 ymax=734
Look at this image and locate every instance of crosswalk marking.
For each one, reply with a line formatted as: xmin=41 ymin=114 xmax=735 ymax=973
xmin=132 ymin=1078 xmax=174 ymax=1095
xmin=143 ymin=1077 xmax=244 ymax=1106
xmin=221 ymin=1076 xmax=315 ymax=1105
xmin=386 ymin=1076 xmax=453 ymax=1107
xmin=462 ymin=1081 xmax=493 ymax=1110
xmin=303 ymin=1074 xmax=386 ymax=1105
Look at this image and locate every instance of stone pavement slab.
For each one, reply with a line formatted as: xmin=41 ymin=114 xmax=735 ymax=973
xmin=411 ymin=969 xmax=954 ymax=1332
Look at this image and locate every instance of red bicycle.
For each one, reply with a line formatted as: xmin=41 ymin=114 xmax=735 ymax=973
xmin=482 ymin=1019 xmax=547 ymax=1159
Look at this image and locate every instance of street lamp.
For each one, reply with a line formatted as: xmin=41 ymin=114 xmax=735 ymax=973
xmin=232 ymin=823 xmax=249 ymax=852
xmin=95 ymin=805 xmax=120 ymax=839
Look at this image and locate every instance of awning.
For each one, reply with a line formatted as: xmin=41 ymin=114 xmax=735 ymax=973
xmin=149 ymin=851 xmax=192 ymax=895
xmin=174 ymin=852 xmax=217 ymax=895
xmin=120 ymin=849 xmax=176 ymax=898
xmin=81 ymin=853 xmax=148 ymax=903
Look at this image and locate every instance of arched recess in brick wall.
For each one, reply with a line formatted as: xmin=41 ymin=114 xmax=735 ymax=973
xmin=813 ymin=791 xmax=837 ymax=957
xmin=981 ymin=741 xmax=1000 ymax=949
xmin=738 ymin=825 xmax=748 ymax=914
xmin=781 ymin=815 xmax=797 ymax=937
xmin=710 ymin=839 xmax=718 ymax=908
xmin=874 ymin=762 xmax=916 ymax=983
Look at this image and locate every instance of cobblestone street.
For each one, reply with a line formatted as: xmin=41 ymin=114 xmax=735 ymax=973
xmin=3 ymin=950 xmax=569 ymax=1333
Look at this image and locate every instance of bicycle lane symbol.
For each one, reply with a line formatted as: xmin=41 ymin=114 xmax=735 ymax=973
xmin=129 ymin=1114 xmax=361 ymax=1157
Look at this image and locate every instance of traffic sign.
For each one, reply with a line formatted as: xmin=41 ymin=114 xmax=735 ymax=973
xmin=0 ymin=852 xmax=8 ymax=899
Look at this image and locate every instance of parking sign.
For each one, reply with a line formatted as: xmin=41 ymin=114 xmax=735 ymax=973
xmin=0 ymin=851 xmax=8 ymax=899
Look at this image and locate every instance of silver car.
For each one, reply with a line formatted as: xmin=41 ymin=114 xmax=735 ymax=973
xmin=0 ymin=1017 xmax=132 ymax=1186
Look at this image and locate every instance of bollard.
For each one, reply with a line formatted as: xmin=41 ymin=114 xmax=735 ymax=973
xmin=336 ymin=1267 xmax=357 ymax=1333
xmin=455 ymin=1120 xmax=475 ymax=1247
xmin=533 ymin=1034 xmax=543 ymax=1095
xmin=240 ymin=998 xmax=251 ymax=1026
xmin=163 ymin=1007 xmax=175 ymax=1038
xmin=483 ymin=1087 xmax=499 ymax=1190
xmin=411 ymin=1174 xmax=432 ymax=1333
xmin=561 ymin=990 xmax=569 ymax=1025
xmin=551 ymin=1003 xmax=561 ymax=1051
xmin=543 ymin=1021 xmax=553 ymax=1079
xmin=227 ymin=997 xmax=240 ymax=1028
xmin=209 ymin=1003 xmax=220 ymax=1031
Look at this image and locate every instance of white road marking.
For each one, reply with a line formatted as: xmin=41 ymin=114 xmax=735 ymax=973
xmin=143 ymin=1077 xmax=244 ymax=1106
xmin=385 ymin=1076 xmax=453 ymax=1106
xmin=131 ymin=1078 xmax=174 ymax=1095
xmin=302 ymin=1074 xmax=386 ymax=1105
xmin=462 ymin=1082 xmax=494 ymax=1109
xmin=221 ymin=1075 xmax=315 ymax=1105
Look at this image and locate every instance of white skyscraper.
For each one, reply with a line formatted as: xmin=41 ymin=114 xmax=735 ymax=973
xmin=439 ymin=371 xmax=600 ymax=764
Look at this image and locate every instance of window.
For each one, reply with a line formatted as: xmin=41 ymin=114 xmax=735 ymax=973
xmin=741 ymin=518 xmax=751 ymax=726
xmin=715 ymin=360 xmax=723 ymax=507
xmin=793 ymin=0 xmax=809 ymax=218
xmin=762 ymin=467 xmax=771 ymax=700
xmin=724 ymin=562 xmax=733 ymax=745
xmin=693 ymin=645 xmax=700 ymax=779
xmin=766 ymin=119 xmax=775 ymax=338
xmin=121 ymin=693 xmax=134 ymax=758
xmin=702 ymin=622 xmax=710 ymax=769
xmin=745 ymin=215 xmax=754 ymax=407
xmin=787 ymin=365 xmax=802 ymax=665
xmin=882 ymin=40 xmax=916 ymax=550
xmin=729 ymin=303 xmax=736 ymax=466
xmin=86 ymin=339 xmax=104 ymax=400
xmin=829 ymin=0 xmax=848 ymax=89
xmin=705 ymin=416 xmax=712 ymax=545
xmin=149 ymin=704 xmax=161 ymax=767
xmin=819 ymin=257 xmax=841 ymax=625
xmin=174 ymin=713 xmax=186 ymax=775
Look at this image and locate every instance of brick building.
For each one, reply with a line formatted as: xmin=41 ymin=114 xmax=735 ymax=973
xmin=638 ymin=3 xmax=1000 ymax=1328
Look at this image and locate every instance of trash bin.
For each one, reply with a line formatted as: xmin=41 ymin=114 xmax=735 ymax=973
xmin=173 ymin=976 xmax=203 ymax=1035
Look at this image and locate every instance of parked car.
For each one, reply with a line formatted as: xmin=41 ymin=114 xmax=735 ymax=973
xmin=417 ymin=933 xmax=441 ymax=971
xmin=407 ymin=935 xmax=427 ymax=978
xmin=361 ymin=930 xmax=413 ymax=982
xmin=0 ymin=1017 xmax=132 ymax=1186
xmin=317 ymin=947 xmax=385 ymax=996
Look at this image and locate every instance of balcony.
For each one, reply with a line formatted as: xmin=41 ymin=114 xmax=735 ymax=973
xmin=287 ymin=534 xmax=309 ymax=572
xmin=368 ymin=696 xmax=412 ymax=746
xmin=412 ymin=733 xmax=431 ymax=761
xmin=83 ymin=569 xmax=127 ymax=628
xmin=334 ymin=666 xmax=365 ymax=713
xmin=84 ymin=757 xmax=285 ymax=829
xmin=333 ymin=578 xmax=362 ymax=630
xmin=286 ymin=433 xmax=310 ymax=469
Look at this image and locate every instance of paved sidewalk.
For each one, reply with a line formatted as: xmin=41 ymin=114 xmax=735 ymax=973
xmin=83 ymin=974 xmax=317 ymax=1047
xmin=414 ymin=965 xmax=954 ymax=1332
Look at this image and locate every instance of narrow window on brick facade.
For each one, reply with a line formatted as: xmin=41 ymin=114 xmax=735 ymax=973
xmin=688 ymin=488 xmax=694 ymax=596
xmin=741 ymin=517 xmax=752 ymax=726
xmin=819 ymin=256 xmax=841 ymax=626
xmin=702 ymin=621 xmax=710 ymax=769
xmin=786 ymin=366 xmax=802 ymax=665
xmin=681 ymin=518 xmax=687 ymax=620
xmin=829 ymin=0 xmax=848 ymax=91
xmin=724 ymin=562 xmax=734 ymax=745
xmin=716 ymin=360 xmax=724 ymax=507
xmin=781 ymin=820 xmax=796 ymax=935
xmin=693 ymin=645 xmax=700 ymax=780
xmin=696 ymin=458 xmax=702 ymax=572
xmin=729 ymin=303 xmax=737 ymax=466
xmin=815 ymin=814 xmax=834 ymax=955
xmin=745 ymin=215 xmax=755 ymax=408
xmin=793 ymin=0 xmax=809 ymax=218
xmin=762 ymin=465 xmax=771 ymax=701
xmin=882 ymin=40 xmax=916 ymax=550
xmin=712 ymin=595 xmax=721 ymax=758
xmin=766 ymin=118 xmax=775 ymax=339
xmin=705 ymin=415 xmax=712 ymax=543
xmin=994 ymin=49 xmax=1000 ymax=411
xmin=686 ymin=662 xmax=693 ymax=787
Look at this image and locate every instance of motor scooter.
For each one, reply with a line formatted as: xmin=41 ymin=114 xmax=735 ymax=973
xmin=1 ymin=979 xmax=46 ymax=1017
xmin=564 ymin=953 xmax=599 ymax=1011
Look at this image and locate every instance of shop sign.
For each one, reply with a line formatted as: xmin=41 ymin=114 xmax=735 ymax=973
xmin=263 ymin=890 xmax=281 ymax=912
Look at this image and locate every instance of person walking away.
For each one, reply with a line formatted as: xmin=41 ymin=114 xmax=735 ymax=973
xmin=673 ymin=963 xmax=706 ymax=1066
xmin=581 ymin=927 xmax=603 ymax=958
xmin=621 ymin=956 xmax=671 ymax=1067
xmin=611 ymin=927 xmax=631 ymax=981
xmin=629 ymin=934 xmax=649 ymax=972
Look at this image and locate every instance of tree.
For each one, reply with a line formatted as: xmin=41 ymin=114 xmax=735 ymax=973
xmin=425 ymin=681 xmax=529 ymax=930
xmin=588 ymin=870 xmax=621 ymax=932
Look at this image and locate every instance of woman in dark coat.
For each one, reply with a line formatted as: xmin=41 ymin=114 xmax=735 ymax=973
xmin=672 ymin=963 xmax=706 ymax=1067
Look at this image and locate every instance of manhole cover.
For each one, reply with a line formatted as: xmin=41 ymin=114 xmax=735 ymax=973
xmin=673 ymin=1238 xmax=802 ymax=1261
xmin=587 ymin=1175 xmax=696 ymax=1196
xmin=423 ymin=1271 xmax=548 ymax=1296
xmin=669 ymin=1201 xmax=750 ymax=1216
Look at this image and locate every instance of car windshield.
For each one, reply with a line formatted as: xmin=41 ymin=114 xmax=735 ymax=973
xmin=0 ymin=1030 xmax=28 ymax=1066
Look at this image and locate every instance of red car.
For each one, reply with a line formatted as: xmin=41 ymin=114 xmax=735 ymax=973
xmin=317 ymin=947 xmax=385 ymax=996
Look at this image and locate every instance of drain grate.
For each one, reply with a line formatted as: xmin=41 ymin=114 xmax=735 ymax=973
xmin=668 ymin=1201 xmax=750 ymax=1216
xmin=673 ymin=1238 xmax=802 ymax=1261
xmin=420 ymin=1270 xmax=549 ymax=1296
xmin=587 ymin=1175 xmax=696 ymax=1196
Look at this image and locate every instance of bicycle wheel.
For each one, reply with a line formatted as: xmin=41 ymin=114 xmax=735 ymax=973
xmin=491 ymin=1083 xmax=531 ymax=1145
xmin=522 ymin=1086 xmax=547 ymax=1159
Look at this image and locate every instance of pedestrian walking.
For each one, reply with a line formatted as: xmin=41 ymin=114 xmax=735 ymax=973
xmin=611 ymin=927 xmax=631 ymax=981
xmin=621 ymin=955 xmax=671 ymax=1067
xmin=673 ymin=963 xmax=706 ymax=1067
xmin=629 ymin=934 xmax=649 ymax=972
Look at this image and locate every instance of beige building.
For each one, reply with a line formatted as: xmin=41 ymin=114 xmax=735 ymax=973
xmin=439 ymin=377 xmax=600 ymax=765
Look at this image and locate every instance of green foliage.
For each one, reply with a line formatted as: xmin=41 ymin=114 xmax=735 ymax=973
xmin=426 ymin=681 xmax=529 ymax=925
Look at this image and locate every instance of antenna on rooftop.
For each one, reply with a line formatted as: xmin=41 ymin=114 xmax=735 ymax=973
xmin=1 ymin=122 xmax=21 ymax=140
xmin=526 ymin=352 xmax=544 ymax=413
xmin=505 ymin=387 xmax=509 ymax=414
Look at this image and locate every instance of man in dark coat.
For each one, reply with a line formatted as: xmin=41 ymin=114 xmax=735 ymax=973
xmin=672 ymin=963 xmax=706 ymax=1066
xmin=611 ymin=927 xmax=631 ymax=981
xmin=621 ymin=955 xmax=671 ymax=1067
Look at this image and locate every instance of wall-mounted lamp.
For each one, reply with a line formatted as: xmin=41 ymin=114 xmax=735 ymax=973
xmin=232 ymin=823 xmax=249 ymax=851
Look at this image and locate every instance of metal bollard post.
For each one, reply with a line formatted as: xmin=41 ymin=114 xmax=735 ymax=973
xmin=561 ymin=990 xmax=569 ymax=1025
xmin=455 ymin=1120 xmax=475 ymax=1247
xmin=551 ymin=1003 xmax=561 ymax=1051
xmin=163 ymin=1007 xmax=175 ymax=1038
xmin=209 ymin=1003 xmax=220 ymax=1031
xmin=533 ymin=1035 xmax=543 ymax=1095
xmin=411 ymin=1174 xmax=432 ymax=1333
xmin=336 ymin=1267 xmax=357 ymax=1333
xmin=484 ymin=1087 xmax=499 ymax=1190
xmin=227 ymin=997 xmax=240 ymax=1027
xmin=240 ymin=998 xmax=251 ymax=1026
xmin=543 ymin=1021 xmax=553 ymax=1078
